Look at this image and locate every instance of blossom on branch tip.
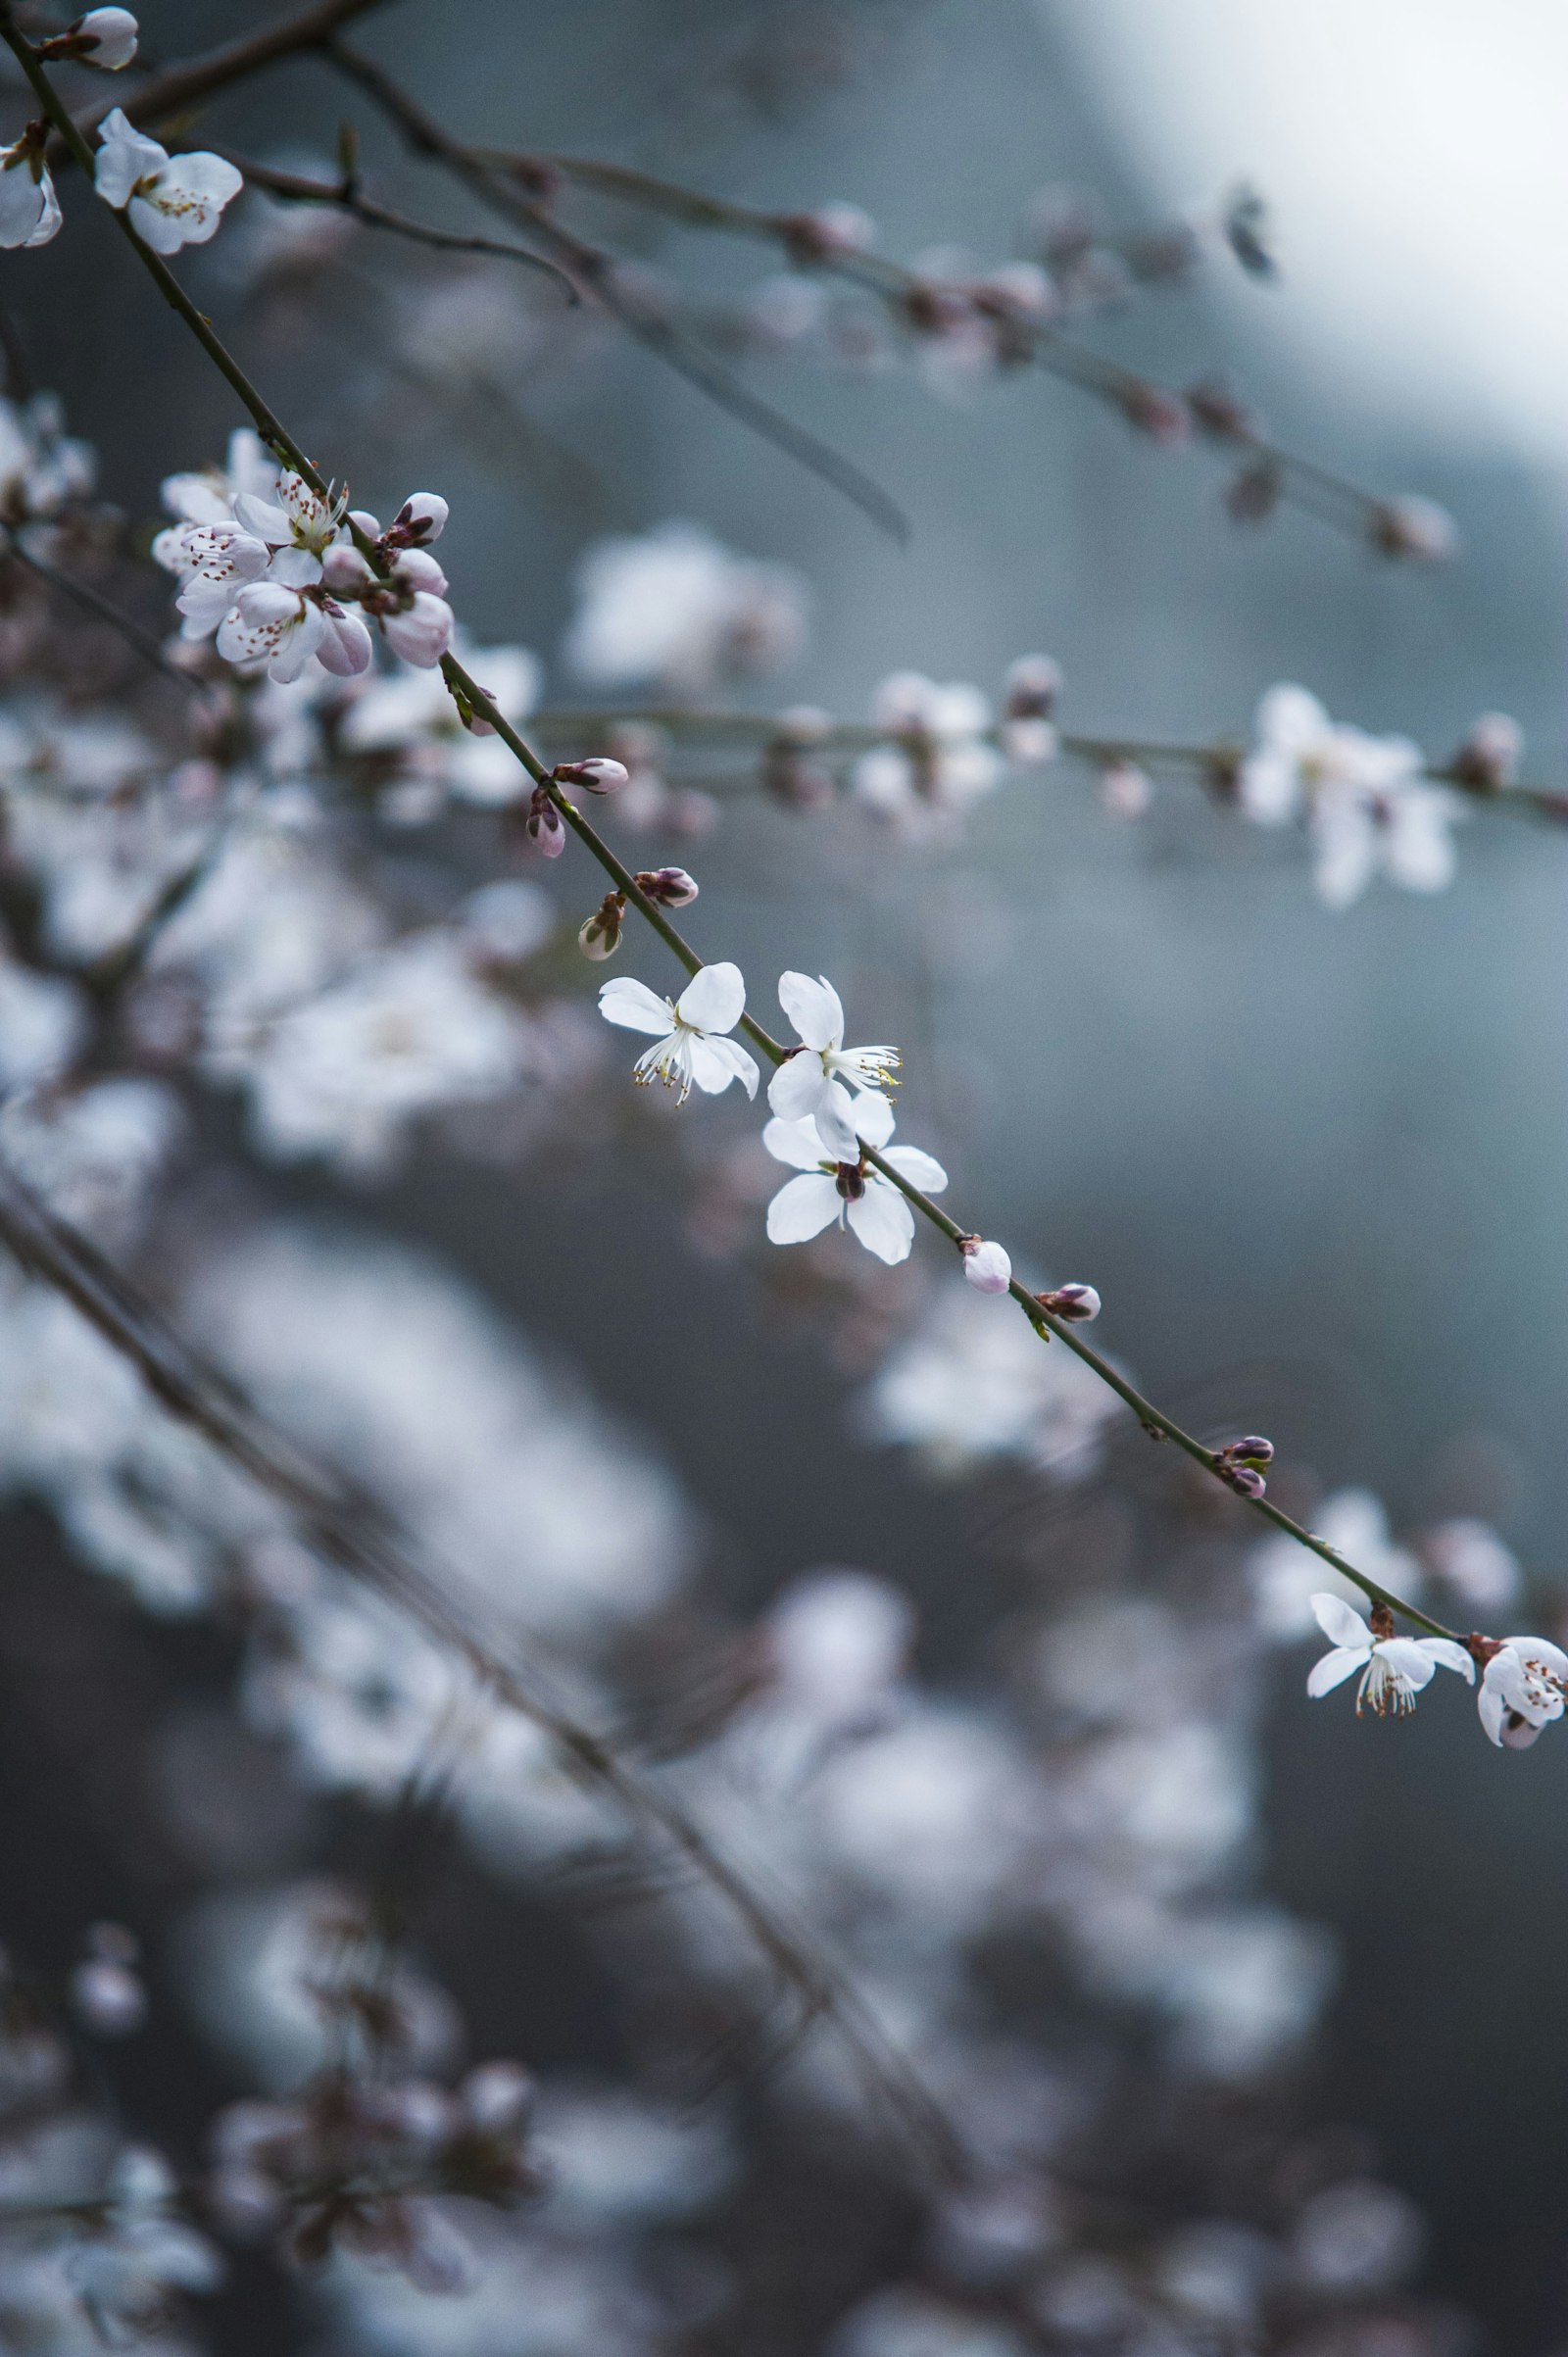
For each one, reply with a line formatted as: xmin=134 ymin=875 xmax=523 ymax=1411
xmin=0 ymin=124 xmax=61 ymax=251
xmin=93 ymin=109 xmax=242 ymax=253
xmin=1478 ymin=1637 xmax=1568 ymax=1748
xmin=599 ymin=963 xmax=760 ymax=1105
xmin=1305 ymin=1594 xmax=1472 ymax=1718
xmin=960 ymin=1237 xmax=1012 ymax=1294
xmin=766 ymin=972 xmax=899 ymax=1128
xmin=763 ymin=1090 xmax=947 ymax=1266
xmin=52 ymin=7 xmax=140 ymax=67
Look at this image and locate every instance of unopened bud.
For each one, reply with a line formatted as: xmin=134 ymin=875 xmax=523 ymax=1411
xmin=554 ymin=757 xmax=629 ymax=795
xmin=320 ymin=544 xmax=371 ymax=594
xmin=959 ymin=1236 xmax=1012 ymax=1294
xmin=1225 ymin=458 xmax=1282 ymax=525
xmin=1040 ymin=1283 xmax=1100 ymax=1323
xmin=1100 ymin=760 xmax=1152 ymax=820
xmin=1227 ymin=1435 xmax=1275 ymax=1467
xmin=1186 ymin=376 xmax=1257 ymax=443
xmin=386 ymin=492 xmax=449 ymax=547
xmin=1004 ymin=654 xmax=1061 ymax=722
xmin=578 ymin=893 xmax=625 ymax=959
xmin=1370 ymin=495 xmax=1457 ymax=565
xmin=763 ymin=711 xmax=836 ymax=808
xmin=1222 ymin=1463 xmax=1267 ymax=1498
xmin=778 ymin=201 xmax=876 ymax=266
xmin=1449 ymin=712 xmax=1522 ymax=795
xmin=634 ymin=866 xmax=700 ymax=908
xmin=834 ymin=1162 xmax=867 ymax=1202
xmin=1118 ymin=381 xmax=1191 ymax=447
xmin=521 ymin=788 xmax=565 ymax=859
xmin=64 ymin=7 xmax=139 ymax=65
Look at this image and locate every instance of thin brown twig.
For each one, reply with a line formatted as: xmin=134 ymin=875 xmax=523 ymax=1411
xmin=2 ymin=526 xmax=207 ymax=699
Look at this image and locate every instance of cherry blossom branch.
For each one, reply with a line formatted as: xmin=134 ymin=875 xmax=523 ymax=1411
xmin=8 ymin=16 xmax=1466 ymax=1654
xmin=56 ymin=0 xmax=395 ymax=150
xmin=348 ymin=126 xmax=1445 ymax=557
xmin=530 ymin=705 xmax=1568 ymax=828
xmin=0 ymin=1153 xmax=960 ymax=2176
xmin=221 ymin=151 xmax=579 ymax=298
xmin=318 ymin=34 xmax=909 ymax=542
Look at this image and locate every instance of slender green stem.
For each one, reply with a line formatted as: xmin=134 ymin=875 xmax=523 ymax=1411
xmin=9 ymin=25 xmax=1467 ymax=1650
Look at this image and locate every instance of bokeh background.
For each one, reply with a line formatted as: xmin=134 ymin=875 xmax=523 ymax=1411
xmin=5 ymin=1 xmax=1568 ymax=2349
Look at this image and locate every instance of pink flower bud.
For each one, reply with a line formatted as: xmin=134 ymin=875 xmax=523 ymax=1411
xmin=379 ymin=590 xmax=453 ymax=668
xmin=778 ymin=201 xmax=875 ymax=265
xmin=390 ymin=547 xmax=449 ymax=597
xmin=388 ymin=492 xmax=449 ymax=547
xmin=1222 ymin=1463 xmax=1267 ymax=1499
xmin=1041 ymin=1283 xmax=1100 ymax=1322
xmin=554 ymin=757 xmax=629 ymax=795
xmin=320 ymin=543 xmax=371 ymax=594
xmin=522 ymin=789 xmax=565 ymax=859
xmin=960 ymin=1237 xmax=1012 ymax=1294
xmin=1228 ymin=1434 xmax=1275 ymax=1466
xmin=579 ymin=893 xmax=625 ymax=958
xmin=1370 ymin=495 xmax=1458 ymax=565
xmin=348 ymin=508 xmax=382 ymax=539
xmin=1450 ymin=712 xmax=1522 ymax=794
xmin=634 ymin=866 xmax=700 ymax=908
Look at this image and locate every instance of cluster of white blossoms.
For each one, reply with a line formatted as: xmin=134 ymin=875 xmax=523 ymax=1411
xmin=598 ymin=958 xmax=1032 ymax=1286
xmin=1238 ymin=684 xmax=1466 ymax=908
xmin=152 ymin=431 xmax=455 ymax=684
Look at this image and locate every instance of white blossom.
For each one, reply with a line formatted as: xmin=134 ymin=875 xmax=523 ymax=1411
xmin=0 ymin=392 xmax=94 ymax=516
xmin=158 ymin=427 xmax=278 ymax=531
xmin=1478 ymin=1635 xmax=1568 ymax=1748
xmin=216 ymin=581 xmax=368 ymax=682
xmin=598 ymin=963 xmax=759 ymax=1105
xmin=764 ymin=1090 xmax=947 ymax=1265
xmin=852 ymin=672 xmax=1003 ymax=837
xmin=232 ymin=470 xmax=348 ymax=588
xmin=564 ymin=521 xmax=808 ymax=694
xmin=340 ymin=635 xmax=540 ymax=807
xmin=0 ymin=130 xmax=61 ymax=252
xmin=766 ymin=971 xmax=899 ymax=1130
xmin=163 ymin=521 xmax=272 ymax=638
xmin=93 ymin=108 xmax=242 ymax=253
xmin=1304 ymin=1592 xmax=1472 ymax=1716
xmin=1238 ymin=684 xmax=1463 ymax=908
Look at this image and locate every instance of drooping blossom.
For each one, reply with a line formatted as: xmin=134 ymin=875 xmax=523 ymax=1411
xmin=599 ymin=964 xmax=760 ymax=1105
xmin=0 ymin=126 xmax=61 ymax=252
xmin=93 ymin=109 xmax=242 ymax=254
xmin=763 ymin=1090 xmax=947 ymax=1266
xmin=766 ymin=972 xmax=899 ymax=1130
xmin=1478 ymin=1636 xmax=1568 ymax=1748
xmin=1304 ymin=1593 xmax=1472 ymax=1717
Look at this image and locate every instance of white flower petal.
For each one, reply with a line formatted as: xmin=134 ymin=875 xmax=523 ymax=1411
xmin=1418 ymin=1638 xmax=1475 ymax=1683
xmin=1309 ymin=1592 xmax=1369 ymax=1650
xmin=767 ymin=1054 xmax=829 ymax=1123
xmin=846 ymin=1185 xmax=915 ymax=1264
xmin=1306 ymin=1645 xmax=1365 ymax=1698
xmin=1377 ymin=1638 xmax=1437 ymax=1690
xmin=675 ymin=960 xmax=745 ymax=1036
xmin=762 ymin=1115 xmax=828 ymax=1171
xmin=1478 ymin=1677 xmax=1508 ymax=1746
xmin=687 ymin=1033 xmax=759 ymax=1099
xmin=778 ymin=970 xmax=844 ymax=1052
xmin=812 ymin=1086 xmax=861 ymax=1162
xmin=598 ymin=977 xmax=675 ymax=1036
xmin=92 ymin=109 xmax=165 ymax=208
xmin=766 ymin=1172 xmax=841 ymax=1246
xmin=883 ymin=1145 xmax=947 ymax=1193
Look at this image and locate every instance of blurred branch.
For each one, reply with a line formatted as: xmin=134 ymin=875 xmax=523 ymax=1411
xmin=1 ymin=526 xmax=207 ymax=699
xmin=224 ymin=152 xmax=580 ymax=299
xmin=319 ymin=36 xmax=909 ymax=542
xmin=529 ymin=704 xmax=1568 ymax=829
xmin=0 ymin=1152 xmax=961 ymax=2179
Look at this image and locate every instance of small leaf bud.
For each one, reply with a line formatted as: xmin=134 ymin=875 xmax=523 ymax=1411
xmin=1370 ymin=495 xmax=1458 ymax=565
xmin=578 ymin=893 xmax=625 ymax=959
xmin=1040 ymin=1283 xmax=1100 ymax=1323
xmin=778 ymin=201 xmax=876 ymax=266
xmin=554 ymin=757 xmax=629 ymax=795
xmin=1449 ymin=712 xmax=1523 ymax=795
